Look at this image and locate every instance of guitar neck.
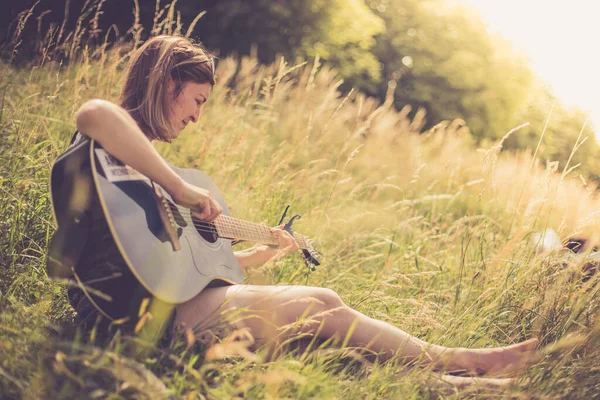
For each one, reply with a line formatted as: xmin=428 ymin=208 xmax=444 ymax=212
xmin=213 ymin=215 xmax=309 ymax=249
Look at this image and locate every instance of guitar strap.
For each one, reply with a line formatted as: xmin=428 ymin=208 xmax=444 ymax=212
xmin=69 ymin=130 xmax=85 ymax=146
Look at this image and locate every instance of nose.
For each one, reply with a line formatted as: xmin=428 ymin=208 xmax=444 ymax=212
xmin=190 ymin=105 xmax=201 ymax=123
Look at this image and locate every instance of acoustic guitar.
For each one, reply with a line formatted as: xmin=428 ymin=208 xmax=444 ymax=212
xmin=47 ymin=137 xmax=320 ymax=305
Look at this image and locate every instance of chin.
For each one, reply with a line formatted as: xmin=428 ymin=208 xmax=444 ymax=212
xmin=169 ymin=130 xmax=182 ymax=141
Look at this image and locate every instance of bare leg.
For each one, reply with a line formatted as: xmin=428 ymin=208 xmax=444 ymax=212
xmin=175 ymin=284 xmax=538 ymax=376
xmin=429 ymin=374 xmax=515 ymax=391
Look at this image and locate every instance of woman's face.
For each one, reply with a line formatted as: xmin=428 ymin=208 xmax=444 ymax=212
xmin=167 ymin=80 xmax=212 ymax=139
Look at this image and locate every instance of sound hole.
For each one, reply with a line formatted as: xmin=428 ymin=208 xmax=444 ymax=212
xmin=190 ymin=212 xmax=219 ymax=243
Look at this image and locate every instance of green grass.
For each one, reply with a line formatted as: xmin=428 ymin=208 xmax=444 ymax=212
xmin=1 ymin=18 xmax=600 ymax=400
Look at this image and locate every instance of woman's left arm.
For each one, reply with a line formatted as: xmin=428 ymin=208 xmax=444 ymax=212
xmin=234 ymin=245 xmax=278 ymax=268
xmin=234 ymin=227 xmax=299 ymax=268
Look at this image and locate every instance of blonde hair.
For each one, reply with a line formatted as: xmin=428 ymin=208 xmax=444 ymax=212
xmin=120 ymin=35 xmax=215 ymax=141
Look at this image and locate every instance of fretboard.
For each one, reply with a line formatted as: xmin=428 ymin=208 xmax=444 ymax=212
xmin=213 ymin=215 xmax=309 ymax=249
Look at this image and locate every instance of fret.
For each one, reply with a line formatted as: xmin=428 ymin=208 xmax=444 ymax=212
xmin=180 ymin=211 xmax=314 ymax=251
xmin=211 ymin=215 xmax=309 ymax=249
xmin=294 ymin=234 xmax=307 ymax=249
xmin=176 ymin=207 xmax=304 ymax=249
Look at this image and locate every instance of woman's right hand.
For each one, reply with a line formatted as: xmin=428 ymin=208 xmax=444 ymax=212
xmin=170 ymin=180 xmax=222 ymax=222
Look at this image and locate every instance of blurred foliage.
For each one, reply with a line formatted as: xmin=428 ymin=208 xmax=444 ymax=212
xmin=505 ymin=83 xmax=600 ymax=181
xmin=1 ymin=2 xmax=600 ymax=397
xmin=366 ymin=0 xmax=533 ymax=138
xmin=365 ymin=0 xmax=597 ymax=180
xmin=1 ymin=0 xmax=596 ymax=180
xmin=1 ymin=46 xmax=600 ymax=397
xmin=188 ymin=0 xmax=385 ymax=83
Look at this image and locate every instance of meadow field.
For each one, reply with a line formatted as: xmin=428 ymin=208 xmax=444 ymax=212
xmin=1 ymin=18 xmax=600 ymax=399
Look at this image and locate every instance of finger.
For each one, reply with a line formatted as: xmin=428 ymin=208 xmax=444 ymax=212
xmin=202 ymin=199 xmax=221 ymax=222
xmin=280 ymin=244 xmax=296 ymax=258
xmin=206 ymin=209 xmax=220 ymax=222
xmin=276 ymin=245 xmax=291 ymax=259
xmin=276 ymin=229 xmax=298 ymax=249
xmin=271 ymin=227 xmax=285 ymax=236
xmin=272 ymin=230 xmax=285 ymax=246
xmin=209 ymin=208 xmax=221 ymax=222
xmin=215 ymin=201 xmax=223 ymax=215
xmin=211 ymin=198 xmax=223 ymax=216
xmin=277 ymin=231 xmax=293 ymax=247
xmin=291 ymin=241 xmax=300 ymax=252
xmin=196 ymin=202 xmax=212 ymax=221
xmin=281 ymin=230 xmax=298 ymax=248
xmin=288 ymin=243 xmax=299 ymax=253
xmin=204 ymin=213 xmax=217 ymax=223
xmin=271 ymin=228 xmax=298 ymax=251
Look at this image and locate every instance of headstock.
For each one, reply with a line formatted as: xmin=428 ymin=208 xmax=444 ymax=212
xmin=278 ymin=204 xmax=322 ymax=271
xmin=301 ymin=238 xmax=321 ymax=271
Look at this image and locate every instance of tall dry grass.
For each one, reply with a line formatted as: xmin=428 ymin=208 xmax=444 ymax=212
xmin=0 ymin=1 xmax=599 ymax=398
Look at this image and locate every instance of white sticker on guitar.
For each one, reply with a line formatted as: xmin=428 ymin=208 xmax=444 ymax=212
xmin=95 ymin=149 xmax=151 ymax=183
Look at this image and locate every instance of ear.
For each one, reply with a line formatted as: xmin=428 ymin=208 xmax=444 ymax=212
xmin=168 ymin=78 xmax=186 ymax=99
xmin=166 ymin=77 xmax=176 ymax=97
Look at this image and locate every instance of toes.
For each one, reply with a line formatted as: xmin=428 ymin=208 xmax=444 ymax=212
xmin=521 ymin=337 xmax=539 ymax=350
xmin=489 ymin=348 xmax=538 ymax=377
xmin=508 ymin=337 xmax=539 ymax=352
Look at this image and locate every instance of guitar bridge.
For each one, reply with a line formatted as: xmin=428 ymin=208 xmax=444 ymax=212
xmin=152 ymin=182 xmax=181 ymax=252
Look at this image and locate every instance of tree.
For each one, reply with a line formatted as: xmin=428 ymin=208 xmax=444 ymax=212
xmin=186 ymin=0 xmax=384 ymax=83
xmin=506 ymin=83 xmax=600 ymax=179
xmin=367 ymin=0 xmax=534 ymax=139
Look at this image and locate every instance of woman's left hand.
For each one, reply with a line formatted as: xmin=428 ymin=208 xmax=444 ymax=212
xmin=234 ymin=226 xmax=300 ymax=268
xmin=270 ymin=225 xmax=300 ymax=259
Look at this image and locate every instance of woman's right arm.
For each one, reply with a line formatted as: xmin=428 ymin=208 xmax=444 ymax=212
xmin=76 ymin=99 xmax=222 ymax=221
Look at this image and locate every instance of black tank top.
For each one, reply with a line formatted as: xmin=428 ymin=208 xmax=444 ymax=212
xmin=65 ymin=132 xmax=166 ymax=337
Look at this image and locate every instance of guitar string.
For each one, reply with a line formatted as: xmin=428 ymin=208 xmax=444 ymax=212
xmin=162 ymin=223 xmax=309 ymax=248
xmin=171 ymin=211 xmax=304 ymax=241
xmin=167 ymin=224 xmax=308 ymax=249
xmin=163 ymin=199 xmax=312 ymax=248
xmin=165 ymin=203 xmax=310 ymax=245
xmin=161 ymin=205 xmax=310 ymax=248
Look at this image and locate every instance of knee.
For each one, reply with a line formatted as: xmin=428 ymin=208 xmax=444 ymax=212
xmin=313 ymin=287 xmax=345 ymax=310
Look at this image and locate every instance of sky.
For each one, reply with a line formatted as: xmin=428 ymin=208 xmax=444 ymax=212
xmin=460 ymin=0 xmax=599 ymax=137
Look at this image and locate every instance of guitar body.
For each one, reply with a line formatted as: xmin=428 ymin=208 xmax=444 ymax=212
xmin=50 ymin=137 xmax=244 ymax=305
xmin=91 ymin=140 xmax=245 ymax=304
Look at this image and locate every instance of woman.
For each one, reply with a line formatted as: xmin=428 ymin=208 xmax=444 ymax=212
xmin=69 ymin=35 xmax=538 ymax=388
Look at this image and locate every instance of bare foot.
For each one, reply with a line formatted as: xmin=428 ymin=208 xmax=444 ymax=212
xmin=451 ymin=338 xmax=539 ymax=377
xmin=395 ymin=368 xmax=516 ymax=395
xmin=437 ymin=374 xmax=515 ymax=390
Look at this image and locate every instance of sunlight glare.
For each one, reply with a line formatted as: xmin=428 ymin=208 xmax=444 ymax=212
xmin=459 ymin=0 xmax=599 ymax=138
